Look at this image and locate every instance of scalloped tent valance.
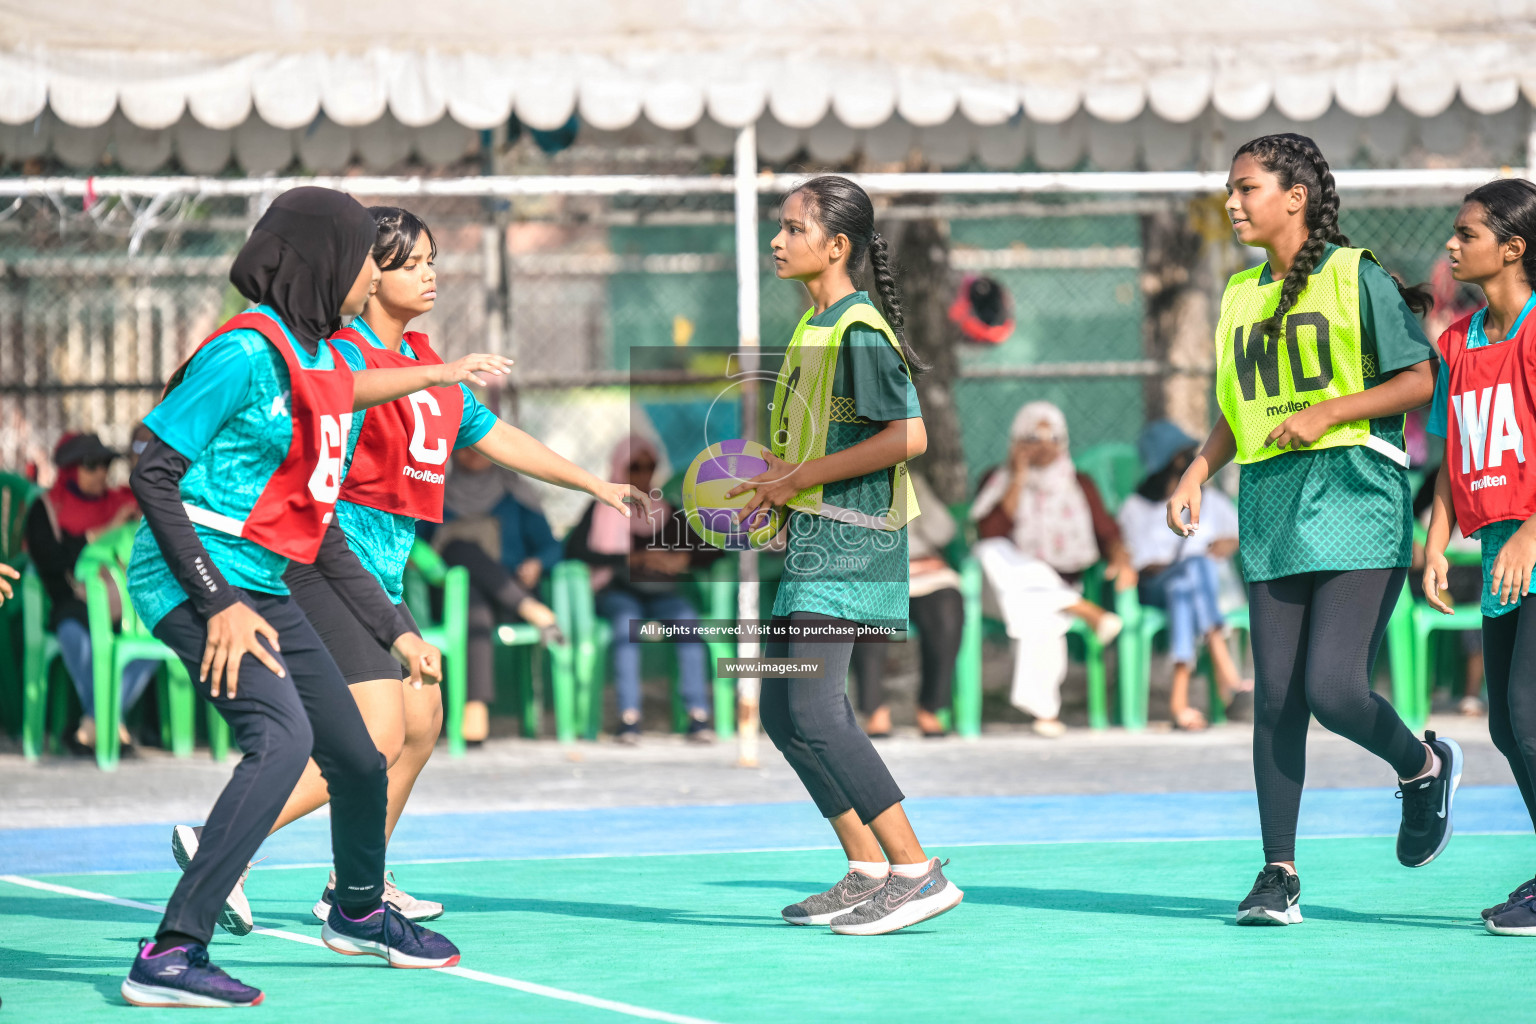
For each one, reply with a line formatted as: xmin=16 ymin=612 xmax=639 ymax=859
xmin=3 ymin=0 xmax=1536 ymax=133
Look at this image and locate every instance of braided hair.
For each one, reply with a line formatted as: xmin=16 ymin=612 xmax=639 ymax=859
xmin=786 ymin=175 xmax=928 ymax=372
xmin=1235 ymin=133 xmax=1431 ymax=343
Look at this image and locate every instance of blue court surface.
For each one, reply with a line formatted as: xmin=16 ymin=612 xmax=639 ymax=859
xmin=1 ymin=786 xmax=1531 ymax=1022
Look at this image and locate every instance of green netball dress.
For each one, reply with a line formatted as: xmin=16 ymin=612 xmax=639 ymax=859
xmin=771 ymin=291 xmax=922 ymax=626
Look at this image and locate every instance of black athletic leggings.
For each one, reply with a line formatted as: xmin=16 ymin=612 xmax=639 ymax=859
xmin=851 ymin=587 xmax=962 ymax=715
xmin=1248 ymin=567 xmax=1425 ymax=864
xmin=152 ymin=591 xmax=388 ymax=945
xmin=1483 ymin=600 xmax=1536 ymax=828
xmin=762 ymin=612 xmax=906 ymax=825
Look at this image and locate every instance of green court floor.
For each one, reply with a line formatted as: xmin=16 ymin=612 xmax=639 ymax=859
xmin=1 ymin=835 xmax=1528 ymax=1023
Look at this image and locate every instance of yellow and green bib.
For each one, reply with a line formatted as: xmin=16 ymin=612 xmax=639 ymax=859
xmin=1214 ymin=247 xmax=1408 ymax=467
xmin=769 ymin=302 xmax=920 ymax=530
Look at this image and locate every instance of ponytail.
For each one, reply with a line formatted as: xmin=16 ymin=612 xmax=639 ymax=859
xmin=786 ymin=175 xmax=929 ymax=373
xmin=1235 ymin=133 xmax=1432 ymax=343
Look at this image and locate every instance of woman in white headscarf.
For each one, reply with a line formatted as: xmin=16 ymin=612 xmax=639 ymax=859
xmin=972 ymin=401 xmax=1135 ymax=736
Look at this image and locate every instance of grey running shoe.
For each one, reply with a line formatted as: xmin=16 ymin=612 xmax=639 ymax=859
xmin=171 ymin=824 xmax=254 ymax=937
xmin=781 ymin=870 xmax=888 ymax=926
xmin=312 ymin=870 xmax=444 ymax=923
xmin=828 ymin=859 xmax=963 ymax=935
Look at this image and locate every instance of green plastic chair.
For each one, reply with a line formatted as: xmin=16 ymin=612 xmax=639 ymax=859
xmin=0 ymin=472 xmax=41 ymax=734
xmin=20 ymin=566 xmax=66 ymax=760
xmin=404 ymin=541 xmax=576 ymax=750
xmin=561 ymin=558 xmax=738 ymax=741
xmin=1117 ymin=597 xmax=1247 ymax=730
xmin=1073 ymin=443 xmax=1143 ymax=515
xmin=1403 ymin=532 xmax=1485 ymax=729
xmin=75 ymin=524 xmax=212 ymax=770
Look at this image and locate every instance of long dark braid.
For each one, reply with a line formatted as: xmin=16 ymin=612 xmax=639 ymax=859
xmin=1236 ymin=133 xmax=1431 ymax=343
xmin=787 ymin=175 xmax=928 ymax=373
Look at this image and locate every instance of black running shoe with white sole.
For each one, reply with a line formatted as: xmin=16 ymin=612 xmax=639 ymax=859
xmin=1484 ymin=876 xmax=1536 ymax=921
xmin=827 ymin=859 xmax=963 ymax=936
xmin=171 ymin=824 xmax=254 ymax=936
xmin=1395 ymin=731 xmax=1463 ymax=868
xmin=1486 ymin=896 xmax=1536 ymax=936
xmin=1236 ymin=865 xmax=1301 ymax=925
xmin=322 ymin=902 xmax=460 ymax=968
xmin=121 ymin=939 xmax=263 ymax=1008
xmin=781 ymin=870 xmax=887 ymax=926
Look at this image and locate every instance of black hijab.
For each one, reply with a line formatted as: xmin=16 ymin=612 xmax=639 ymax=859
xmin=229 ymin=186 xmax=375 ymax=354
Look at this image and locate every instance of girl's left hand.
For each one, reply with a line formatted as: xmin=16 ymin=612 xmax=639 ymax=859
xmin=1265 ymin=404 xmax=1334 ymax=451
xmin=1491 ymin=524 xmax=1536 ymax=606
xmin=725 ymin=451 xmax=804 ymax=523
xmin=595 ymin=481 xmax=652 ymax=519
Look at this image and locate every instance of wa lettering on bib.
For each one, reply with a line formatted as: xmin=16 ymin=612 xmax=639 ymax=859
xmin=1439 ymin=311 xmax=1536 ymax=536
xmin=1214 ymin=248 xmax=1405 ymax=467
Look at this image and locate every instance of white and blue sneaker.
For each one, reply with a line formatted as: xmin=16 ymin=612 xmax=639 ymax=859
xmin=171 ymin=824 xmax=254 ymax=937
xmin=322 ymin=902 xmax=460 ymax=969
xmin=121 ymin=939 xmax=263 ymax=1008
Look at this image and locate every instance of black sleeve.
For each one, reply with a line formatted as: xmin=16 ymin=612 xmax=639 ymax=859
xmin=23 ymin=500 xmax=69 ymax=585
xmin=130 ymin=435 xmax=239 ymax=620
xmin=298 ymin=518 xmax=415 ymax=651
xmin=562 ymin=503 xmax=625 ymax=569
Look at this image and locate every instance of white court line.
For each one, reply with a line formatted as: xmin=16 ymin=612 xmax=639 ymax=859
xmin=0 ymin=874 xmax=726 ymax=1024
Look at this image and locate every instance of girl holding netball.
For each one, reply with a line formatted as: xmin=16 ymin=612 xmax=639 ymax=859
xmin=1421 ymin=178 xmax=1536 ymax=935
xmin=1166 ymin=134 xmax=1460 ymax=926
xmin=727 ymin=175 xmax=963 ymax=936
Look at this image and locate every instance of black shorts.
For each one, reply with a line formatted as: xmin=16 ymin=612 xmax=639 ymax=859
xmin=285 ymin=562 xmax=419 ymax=686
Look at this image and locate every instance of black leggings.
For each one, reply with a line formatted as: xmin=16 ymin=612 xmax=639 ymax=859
xmin=439 ymin=540 xmax=535 ymax=705
xmin=1248 ymin=568 xmax=1425 ymax=864
xmin=1483 ymin=601 xmax=1536 ymax=829
xmin=762 ymin=612 xmax=906 ymax=825
xmin=152 ymin=591 xmax=387 ymax=944
xmin=851 ymin=587 xmax=962 ymax=715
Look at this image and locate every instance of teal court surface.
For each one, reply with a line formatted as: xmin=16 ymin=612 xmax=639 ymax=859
xmin=2 ymin=787 xmax=1533 ymax=1023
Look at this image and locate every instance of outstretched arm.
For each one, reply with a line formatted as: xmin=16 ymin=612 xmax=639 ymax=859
xmin=471 ymin=419 xmax=646 ymax=517
xmin=351 ymin=353 xmax=514 ymax=412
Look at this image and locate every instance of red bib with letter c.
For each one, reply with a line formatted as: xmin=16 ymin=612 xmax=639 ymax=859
xmin=333 ymin=328 xmax=463 ymax=523
xmin=1440 ymin=311 xmax=1536 ymax=536
xmin=165 ymin=310 xmax=356 ymax=564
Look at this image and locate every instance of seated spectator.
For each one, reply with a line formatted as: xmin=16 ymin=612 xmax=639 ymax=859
xmin=1118 ymin=420 xmax=1249 ymax=730
xmin=972 ymin=401 xmax=1134 ymax=737
xmin=852 ymin=471 xmax=962 ymax=738
xmin=1410 ymin=472 xmax=1485 ymax=715
xmin=24 ymin=432 xmax=153 ymax=753
xmin=565 ymin=435 xmax=719 ymax=744
xmin=428 ymin=447 xmax=564 ymax=745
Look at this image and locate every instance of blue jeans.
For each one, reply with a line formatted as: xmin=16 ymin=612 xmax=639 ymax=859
xmin=595 ymin=588 xmax=709 ymax=717
xmin=1138 ymin=556 xmax=1223 ymax=666
xmin=56 ymin=616 xmax=158 ymax=720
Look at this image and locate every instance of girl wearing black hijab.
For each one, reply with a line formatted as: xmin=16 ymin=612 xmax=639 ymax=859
xmin=120 ymin=187 xmax=508 ymax=1008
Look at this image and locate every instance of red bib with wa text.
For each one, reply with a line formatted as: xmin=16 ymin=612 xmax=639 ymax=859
xmin=1439 ymin=311 xmax=1536 ymax=536
xmin=165 ymin=311 xmax=356 ymax=564
xmin=333 ymin=328 xmax=463 ymax=523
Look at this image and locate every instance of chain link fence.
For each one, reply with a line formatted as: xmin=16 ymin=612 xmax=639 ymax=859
xmin=0 ymin=181 xmax=1483 ymax=525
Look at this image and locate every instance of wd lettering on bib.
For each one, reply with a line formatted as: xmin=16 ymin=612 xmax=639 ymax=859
xmin=1214 ymin=247 xmax=1407 ymax=467
xmin=1440 ymin=309 xmax=1536 ymax=535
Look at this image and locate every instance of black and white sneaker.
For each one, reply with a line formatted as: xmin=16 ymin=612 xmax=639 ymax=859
xmin=827 ymin=859 xmax=963 ymax=936
xmin=1236 ymin=865 xmax=1301 ymax=925
xmin=1486 ymin=895 xmax=1536 ymax=936
xmin=171 ymin=824 xmax=254 ymax=936
xmin=1484 ymin=877 xmax=1536 ymax=921
xmin=781 ymin=870 xmax=887 ymax=926
xmin=1395 ymin=731 xmax=1463 ymax=868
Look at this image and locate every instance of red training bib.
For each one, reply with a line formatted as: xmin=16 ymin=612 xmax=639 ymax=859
xmin=333 ymin=328 xmax=464 ymax=523
xmin=165 ymin=310 xmax=356 ymax=564
xmin=1439 ymin=311 xmax=1536 ymax=536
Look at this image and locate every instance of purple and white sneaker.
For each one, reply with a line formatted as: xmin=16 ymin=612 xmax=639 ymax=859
xmin=321 ymin=902 xmax=460 ymax=969
xmin=121 ymin=939 xmax=263 ymax=1008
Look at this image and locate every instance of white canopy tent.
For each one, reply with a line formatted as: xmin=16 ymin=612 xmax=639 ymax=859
xmin=2 ymin=0 xmax=1536 ymax=172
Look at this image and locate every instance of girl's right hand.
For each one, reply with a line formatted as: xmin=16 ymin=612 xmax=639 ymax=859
xmin=434 ymin=353 xmax=515 ymax=388
xmin=1165 ymin=478 xmax=1202 ymax=537
xmin=1422 ymin=550 xmax=1454 ymax=615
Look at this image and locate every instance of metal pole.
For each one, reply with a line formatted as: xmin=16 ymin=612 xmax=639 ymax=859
xmin=733 ymin=122 xmax=762 ymax=768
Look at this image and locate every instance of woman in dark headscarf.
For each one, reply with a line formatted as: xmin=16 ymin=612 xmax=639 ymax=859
xmin=120 ymin=187 xmax=507 ymax=1008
